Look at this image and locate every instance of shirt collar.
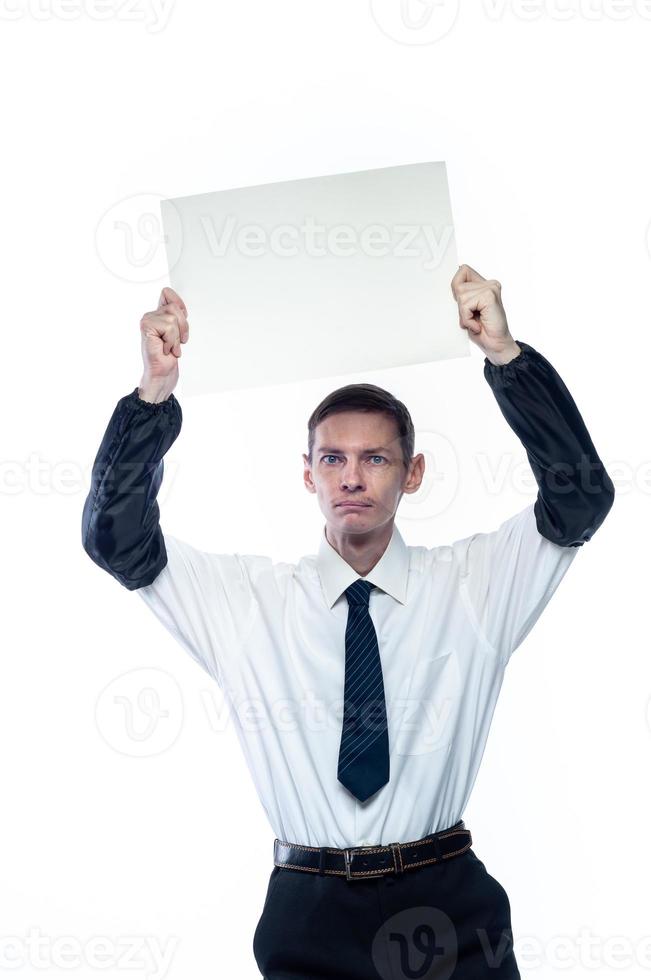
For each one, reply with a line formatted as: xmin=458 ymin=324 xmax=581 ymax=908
xmin=316 ymin=522 xmax=410 ymax=609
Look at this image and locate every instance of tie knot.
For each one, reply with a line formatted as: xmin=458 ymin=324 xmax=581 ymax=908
xmin=344 ymin=579 xmax=375 ymax=607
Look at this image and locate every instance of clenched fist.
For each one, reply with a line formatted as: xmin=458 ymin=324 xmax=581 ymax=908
xmin=138 ymin=286 xmax=190 ymax=403
xmin=451 ymin=264 xmax=521 ymax=366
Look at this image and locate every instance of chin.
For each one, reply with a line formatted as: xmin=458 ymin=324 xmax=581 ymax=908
xmin=334 ymin=507 xmax=374 ymax=523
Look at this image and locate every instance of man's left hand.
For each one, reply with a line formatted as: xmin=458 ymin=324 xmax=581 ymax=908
xmin=451 ymin=264 xmax=521 ymax=366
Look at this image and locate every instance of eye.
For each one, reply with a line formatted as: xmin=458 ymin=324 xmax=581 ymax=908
xmin=320 ymin=454 xmax=386 ymax=464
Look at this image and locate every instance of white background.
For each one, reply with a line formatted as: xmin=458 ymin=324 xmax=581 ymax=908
xmin=1 ymin=1 xmax=649 ymax=978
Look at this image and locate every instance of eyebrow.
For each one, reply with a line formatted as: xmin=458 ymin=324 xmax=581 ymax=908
xmin=316 ymin=446 xmax=392 ymax=455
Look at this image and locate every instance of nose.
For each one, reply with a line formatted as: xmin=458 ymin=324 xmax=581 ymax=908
xmin=341 ymin=462 xmax=365 ymax=491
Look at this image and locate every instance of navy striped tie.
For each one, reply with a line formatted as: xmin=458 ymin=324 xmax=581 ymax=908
xmin=337 ymin=578 xmax=389 ymax=802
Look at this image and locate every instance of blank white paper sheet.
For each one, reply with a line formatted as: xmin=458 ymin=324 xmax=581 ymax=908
xmin=161 ymin=161 xmax=468 ymax=397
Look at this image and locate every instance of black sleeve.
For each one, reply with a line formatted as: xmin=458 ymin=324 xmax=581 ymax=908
xmin=483 ymin=340 xmax=615 ymax=548
xmin=81 ymin=387 xmax=182 ymax=590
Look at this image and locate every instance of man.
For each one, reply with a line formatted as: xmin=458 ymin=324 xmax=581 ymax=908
xmin=81 ymin=264 xmax=614 ymax=979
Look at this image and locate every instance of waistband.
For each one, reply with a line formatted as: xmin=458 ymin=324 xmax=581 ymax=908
xmin=273 ymin=820 xmax=472 ymax=882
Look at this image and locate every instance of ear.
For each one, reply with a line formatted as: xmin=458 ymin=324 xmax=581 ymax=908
xmin=303 ymin=454 xmax=316 ymax=493
xmin=403 ymin=453 xmax=425 ymax=494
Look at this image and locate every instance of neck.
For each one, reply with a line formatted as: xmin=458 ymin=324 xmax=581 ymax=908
xmin=325 ymin=520 xmax=394 ymax=577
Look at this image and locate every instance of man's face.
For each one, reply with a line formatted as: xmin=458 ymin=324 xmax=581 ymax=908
xmin=302 ymin=410 xmax=424 ymax=533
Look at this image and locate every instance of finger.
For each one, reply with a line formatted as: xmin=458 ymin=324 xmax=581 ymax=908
xmin=160 ymin=316 xmax=181 ymax=357
xmin=170 ymin=295 xmax=190 ymax=343
xmin=157 ymin=286 xmax=188 ymax=318
xmin=141 ymin=306 xmax=185 ymax=355
xmin=461 ymin=278 xmax=501 ymax=293
xmin=460 ymin=308 xmax=482 ymax=334
xmin=451 ymin=263 xmax=486 ymax=299
xmin=146 ymin=310 xmax=181 ymax=356
xmin=459 ymin=287 xmax=495 ymax=331
xmin=454 ymin=279 xmax=502 ymax=301
xmin=159 ymin=302 xmax=189 ymax=345
xmin=458 ymin=295 xmax=479 ymax=329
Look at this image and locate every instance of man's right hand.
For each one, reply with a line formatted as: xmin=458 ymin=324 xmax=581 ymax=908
xmin=138 ymin=286 xmax=190 ymax=403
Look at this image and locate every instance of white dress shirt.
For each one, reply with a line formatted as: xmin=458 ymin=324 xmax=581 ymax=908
xmin=135 ymin=501 xmax=579 ymax=848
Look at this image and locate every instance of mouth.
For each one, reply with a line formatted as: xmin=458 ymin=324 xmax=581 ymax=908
xmin=336 ymin=503 xmax=371 ymax=509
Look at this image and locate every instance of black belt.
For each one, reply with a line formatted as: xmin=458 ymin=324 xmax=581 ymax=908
xmin=273 ymin=820 xmax=472 ymax=882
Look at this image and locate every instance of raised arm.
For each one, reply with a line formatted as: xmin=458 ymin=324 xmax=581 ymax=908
xmin=448 ymin=265 xmax=614 ymax=660
xmin=81 ymin=287 xmax=190 ymax=590
xmin=483 ymin=340 xmax=614 ymax=546
xmin=451 ymin=264 xmax=614 ymax=546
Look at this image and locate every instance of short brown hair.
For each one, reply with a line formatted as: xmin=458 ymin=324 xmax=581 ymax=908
xmin=306 ymin=383 xmax=415 ymax=470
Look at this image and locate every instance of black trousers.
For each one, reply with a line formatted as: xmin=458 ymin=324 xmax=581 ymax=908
xmin=252 ymin=844 xmax=521 ymax=979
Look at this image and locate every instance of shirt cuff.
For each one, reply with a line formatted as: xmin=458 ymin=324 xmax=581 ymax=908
xmin=483 ymin=340 xmax=537 ymax=387
xmin=127 ymin=386 xmax=179 ymax=414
